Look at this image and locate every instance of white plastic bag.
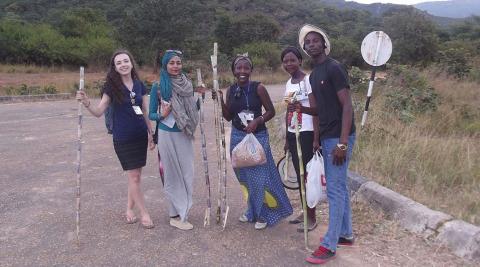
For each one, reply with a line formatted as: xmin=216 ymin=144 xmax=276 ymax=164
xmin=231 ymin=133 xmax=267 ymax=168
xmin=306 ymin=151 xmax=327 ymax=208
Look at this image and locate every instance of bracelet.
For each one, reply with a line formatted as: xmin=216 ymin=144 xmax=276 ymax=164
xmin=259 ymin=115 xmax=265 ymax=123
xmin=84 ymin=100 xmax=90 ymax=108
xmin=336 ymin=143 xmax=348 ymax=151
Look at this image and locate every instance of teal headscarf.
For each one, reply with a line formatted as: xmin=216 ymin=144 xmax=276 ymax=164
xmin=160 ymin=51 xmax=181 ymax=101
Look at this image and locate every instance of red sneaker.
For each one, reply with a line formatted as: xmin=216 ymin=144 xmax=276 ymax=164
xmin=305 ymin=246 xmax=335 ymax=264
xmin=338 ymin=237 xmax=355 ymax=246
xmin=319 ymin=236 xmax=355 ymax=247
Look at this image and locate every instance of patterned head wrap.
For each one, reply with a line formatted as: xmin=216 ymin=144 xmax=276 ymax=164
xmin=231 ymin=53 xmax=253 ymax=74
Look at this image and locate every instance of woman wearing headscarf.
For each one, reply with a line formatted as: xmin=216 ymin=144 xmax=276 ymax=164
xmin=214 ymin=55 xmax=293 ymax=230
xmin=149 ymin=50 xmax=205 ymax=230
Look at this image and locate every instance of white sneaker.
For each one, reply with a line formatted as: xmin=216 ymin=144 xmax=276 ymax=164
xmin=170 ymin=218 xmax=194 ymax=230
xmin=239 ymin=214 xmax=248 ymax=223
xmin=254 ymin=221 xmax=267 ymax=230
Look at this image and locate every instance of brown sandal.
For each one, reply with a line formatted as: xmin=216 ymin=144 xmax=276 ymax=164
xmin=140 ymin=219 xmax=155 ymax=229
xmin=289 ymin=213 xmax=304 ymax=224
xmin=125 ymin=214 xmax=138 ymax=224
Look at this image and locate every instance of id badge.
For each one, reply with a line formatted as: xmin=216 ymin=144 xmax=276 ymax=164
xmin=238 ymin=110 xmax=254 ymax=127
xmin=132 ymin=105 xmax=143 ymax=115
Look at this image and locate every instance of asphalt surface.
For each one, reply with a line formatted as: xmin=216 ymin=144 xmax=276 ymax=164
xmin=0 ymin=85 xmax=366 ymax=266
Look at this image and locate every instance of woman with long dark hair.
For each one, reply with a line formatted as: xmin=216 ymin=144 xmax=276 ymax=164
xmin=76 ymin=49 xmax=155 ymax=229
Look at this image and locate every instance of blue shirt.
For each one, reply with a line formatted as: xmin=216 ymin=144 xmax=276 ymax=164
xmin=105 ymin=80 xmax=148 ymax=141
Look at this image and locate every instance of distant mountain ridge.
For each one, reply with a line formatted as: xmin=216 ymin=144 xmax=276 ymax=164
xmin=319 ymin=0 xmax=400 ymax=16
xmin=318 ymin=0 xmax=463 ymax=26
xmin=415 ymin=0 xmax=480 ymax=18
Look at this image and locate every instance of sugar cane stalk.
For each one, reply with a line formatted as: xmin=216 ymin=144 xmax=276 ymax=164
xmin=293 ymin=95 xmax=309 ymax=250
xmin=211 ymin=43 xmax=229 ymax=228
xmin=211 ymin=51 xmax=222 ymax=225
xmin=197 ymin=68 xmax=212 ymax=227
xmin=75 ymin=66 xmax=84 ymax=244
xmin=219 ymin=85 xmax=229 ymax=229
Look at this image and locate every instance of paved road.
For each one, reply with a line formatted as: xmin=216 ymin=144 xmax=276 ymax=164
xmin=0 ymin=85 xmax=367 ymax=266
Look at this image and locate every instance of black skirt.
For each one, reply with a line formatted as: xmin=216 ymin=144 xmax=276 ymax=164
xmin=113 ymin=134 xmax=148 ymax=171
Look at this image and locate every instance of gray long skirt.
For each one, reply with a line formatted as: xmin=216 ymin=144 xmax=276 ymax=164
xmin=157 ymin=130 xmax=194 ymax=221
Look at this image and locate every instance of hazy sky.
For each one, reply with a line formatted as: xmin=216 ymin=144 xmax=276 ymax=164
xmin=346 ymin=0 xmax=449 ymax=5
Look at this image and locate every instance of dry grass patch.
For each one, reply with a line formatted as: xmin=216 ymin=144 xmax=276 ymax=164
xmin=268 ymin=67 xmax=479 ymax=226
xmin=0 ymin=67 xmax=157 ymax=96
xmin=350 ymin=69 xmax=479 ymax=225
xmin=251 ymin=70 xmax=289 ymax=85
xmin=0 ymin=64 xmax=74 ymax=74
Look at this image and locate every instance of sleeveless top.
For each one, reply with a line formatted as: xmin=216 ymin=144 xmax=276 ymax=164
xmin=227 ymin=81 xmax=266 ymax=133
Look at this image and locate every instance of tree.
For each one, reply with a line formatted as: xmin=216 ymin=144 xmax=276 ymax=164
xmin=117 ymin=0 xmax=211 ymax=64
xmin=450 ymin=15 xmax=480 ymax=41
xmin=0 ymin=8 xmax=115 ymax=66
xmin=330 ymin=37 xmax=363 ymax=67
xmin=51 ymin=8 xmax=116 ymax=65
xmin=215 ymin=13 xmax=280 ymax=55
xmin=233 ymin=42 xmax=281 ymax=70
xmin=383 ymin=7 xmax=439 ymax=66
xmin=0 ymin=19 xmax=68 ymax=65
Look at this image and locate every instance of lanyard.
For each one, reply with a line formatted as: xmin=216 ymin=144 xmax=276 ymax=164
xmin=237 ymin=82 xmax=251 ymax=110
xmin=129 ymin=89 xmax=136 ymax=105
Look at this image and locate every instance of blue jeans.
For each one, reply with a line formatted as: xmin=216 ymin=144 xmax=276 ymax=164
xmin=320 ymin=134 xmax=355 ymax=251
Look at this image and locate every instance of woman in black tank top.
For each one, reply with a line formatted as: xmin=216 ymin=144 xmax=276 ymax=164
xmin=213 ymin=55 xmax=293 ymax=230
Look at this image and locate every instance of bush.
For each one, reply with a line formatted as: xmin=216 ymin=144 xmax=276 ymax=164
xmin=216 ymin=53 xmax=232 ymax=73
xmin=217 ymin=75 xmax=234 ymax=88
xmin=330 ymin=37 xmax=364 ymax=67
xmin=43 ymin=85 xmax=58 ymax=94
xmin=468 ymin=67 xmax=480 ymax=82
xmin=438 ymin=48 xmax=472 ymax=79
xmin=233 ymin=42 xmax=281 ymax=71
xmin=215 ymin=13 xmax=280 ymax=55
xmin=0 ymin=8 xmax=116 ymax=66
xmin=70 ymin=80 xmax=104 ymax=97
xmin=385 ymin=65 xmax=439 ymax=122
xmin=4 ymin=84 xmax=59 ymax=95
xmin=349 ymin=66 xmax=369 ymax=92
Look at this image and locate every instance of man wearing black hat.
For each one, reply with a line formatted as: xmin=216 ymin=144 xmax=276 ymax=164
xmin=298 ymin=24 xmax=356 ymax=265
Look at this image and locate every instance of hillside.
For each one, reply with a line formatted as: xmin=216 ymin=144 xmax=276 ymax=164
xmin=0 ymin=0 xmax=478 ymax=67
xmin=318 ymin=0 xmax=462 ymax=26
xmin=415 ymin=0 xmax=480 ymax=18
xmin=319 ymin=0 xmax=400 ymax=16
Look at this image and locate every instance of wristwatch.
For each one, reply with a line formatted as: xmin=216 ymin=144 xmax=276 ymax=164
xmin=336 ymin=143 xmax=348 ymax=151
